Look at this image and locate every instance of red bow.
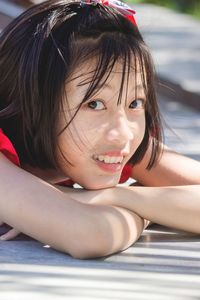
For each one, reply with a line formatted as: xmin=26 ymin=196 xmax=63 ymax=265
xmin=80 ymin=0 xmax=137 ymax=26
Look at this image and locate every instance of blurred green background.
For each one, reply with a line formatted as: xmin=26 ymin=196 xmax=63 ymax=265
xmin=126 ymin=0 xmax=200 ymax=20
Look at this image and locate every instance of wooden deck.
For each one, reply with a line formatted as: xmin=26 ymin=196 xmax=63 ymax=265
xmin=1 ymin=223 xmax=200 ymax=300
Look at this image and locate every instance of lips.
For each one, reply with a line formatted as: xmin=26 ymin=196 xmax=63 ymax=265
xmin=93 ymin=154 xmax=123 ymax=164
xmin=94 ymin=159 xmax=123 ymax=173
xmin=92 ymin=151 xmax=127 ymax=173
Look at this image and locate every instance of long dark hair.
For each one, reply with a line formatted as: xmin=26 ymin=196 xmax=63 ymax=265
xmin=0 ymin=0 xmax=162 ymax=169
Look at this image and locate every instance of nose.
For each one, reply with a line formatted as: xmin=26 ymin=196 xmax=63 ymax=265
xmin=105 ymin=110 xmax=134 ymax=146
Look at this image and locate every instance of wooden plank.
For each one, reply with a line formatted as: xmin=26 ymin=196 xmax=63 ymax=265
xmin=1 ymin=224 xmax=200 ymax=300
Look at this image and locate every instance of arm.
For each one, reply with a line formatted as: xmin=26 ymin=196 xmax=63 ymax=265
xmin=66 ymin=184 xmax=200 ymax=234
xmin=0 ymin=153 xmax=144 ymax=258
xmin=109 ymin=185 xmax=200 ymax=234
xmin=63 ymin=145 xmax=200 ymax=234
xmin=133 ymin=142 xmax=200 ymax=186
xmin=128 ymin=143 xmax=200 ymax=232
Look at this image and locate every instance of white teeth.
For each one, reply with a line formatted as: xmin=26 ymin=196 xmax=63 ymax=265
xmin=104 ymin=157 xmax=110 ymax=163
xmin=109 ymin=157 xmax=116 ymax=164
xmin=98 ymin=155 xmax=104 ymax=162
xmin=94 ymin=155 xmax=123 ymax=164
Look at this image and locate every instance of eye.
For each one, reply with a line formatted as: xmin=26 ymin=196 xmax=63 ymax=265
xmin=129 ymin=99 xmax=145 ymax=110
xmin=87 ymin=100 xmax=106 ymax=110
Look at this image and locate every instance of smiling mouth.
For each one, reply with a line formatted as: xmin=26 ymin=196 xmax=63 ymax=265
xmin=92 ymin=154 xmax=125 ymax=173
xmin=93 ymin=154 xmax=124 ymax=164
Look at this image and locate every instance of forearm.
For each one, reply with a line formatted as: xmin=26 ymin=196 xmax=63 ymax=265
xmin=0 ymin=154 xmax=144 ymax=258
xmin=108 ymin=185 xmax=200 ymax=234
xmin=67 ymin=184 xmax=200 ymax=234
xmin=1 ymin=184 xmax=144 ymax=258
xmin=0 ymin=158 xmax=85 ymax=255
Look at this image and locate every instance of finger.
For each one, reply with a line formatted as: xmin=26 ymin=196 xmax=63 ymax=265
xmin=0 ymin=228 xmax=21 ymax=241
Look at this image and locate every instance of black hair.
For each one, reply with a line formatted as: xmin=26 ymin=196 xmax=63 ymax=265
xmin=0 ymin=0 xmax=162 ymax=169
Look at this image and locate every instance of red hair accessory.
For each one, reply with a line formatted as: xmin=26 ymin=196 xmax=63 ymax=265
xmin=80 ymin=0 xmax=137 ymax=26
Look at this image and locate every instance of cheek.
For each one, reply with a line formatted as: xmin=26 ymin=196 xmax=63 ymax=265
xmin=56 ymin=118 xmax=98 ymax=168
xmin=140 ymin=114 xmax=146 ymax=137
xmin=68 ymin=116 xmax=103 ymax=152
xmin=134 ymin=112 xmax=146 ymax=135
xmin=57 ymin=131 xmax=82 ymax=165
xmin=129 ymin=113 xmax=146 ymax=150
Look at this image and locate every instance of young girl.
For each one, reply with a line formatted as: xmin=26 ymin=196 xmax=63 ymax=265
xmin=0 ymin=0 xmax=200 ymax=259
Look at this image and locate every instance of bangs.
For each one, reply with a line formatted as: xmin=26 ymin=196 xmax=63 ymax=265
xmin=59 ymin=31 xmax=149 ymax=134
xmin=71 ymin=33 xmax=148 ymax=103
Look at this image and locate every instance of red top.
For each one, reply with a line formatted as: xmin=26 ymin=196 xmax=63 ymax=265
xmin=0 ymin=129 xmax=20 ymax=166
xmin=0 ymin=129 xmax=132 ymax=184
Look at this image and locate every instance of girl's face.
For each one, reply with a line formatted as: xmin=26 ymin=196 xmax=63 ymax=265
xmin=56 ymin=60 xmax=146 ymax=190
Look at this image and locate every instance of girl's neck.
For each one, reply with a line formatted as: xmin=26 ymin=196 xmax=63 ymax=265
xmin=22 ymin=164 xmax=68 ymax=185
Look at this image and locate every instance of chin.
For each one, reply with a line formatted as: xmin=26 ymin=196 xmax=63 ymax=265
xmin=81 ymin=177 xmax=119 ymax=190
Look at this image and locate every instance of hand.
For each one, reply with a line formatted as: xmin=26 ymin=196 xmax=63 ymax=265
xmin=0 ymin=221 xmax=21 ymax=240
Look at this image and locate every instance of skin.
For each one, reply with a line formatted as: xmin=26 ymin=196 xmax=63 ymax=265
xmin=0 ymin=153 xmax=145 ymax=258
xmin=56 ymin=61 xmax=146 ymax=190
xmin=1 ymin=59 xmax=200 ymax=257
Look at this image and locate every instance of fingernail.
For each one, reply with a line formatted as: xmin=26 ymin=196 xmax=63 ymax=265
xmin=0 ymin=236 xmax=6 ymax=240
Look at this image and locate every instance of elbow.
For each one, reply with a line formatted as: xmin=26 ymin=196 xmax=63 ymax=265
xmin=66 ymin=211 xmax=143 ymax=259
xmin=62 ymin=207 xmax=115 ymax=259
xmin=67 ymin=233 xmax=112 ymax=260
xmin=69 ymin=249 xmax=106 ymax=260
xmin=60 ymin=205 xmax=143 ymax=259
xmin=66 ymin=219 xmax=116 ymax=259
xmin=66 ymin=227 xmax=139 ymax=260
